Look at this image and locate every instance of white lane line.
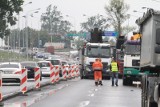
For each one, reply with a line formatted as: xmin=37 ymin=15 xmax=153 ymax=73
xmin=79 ymin=101 xmax=90 ymax=107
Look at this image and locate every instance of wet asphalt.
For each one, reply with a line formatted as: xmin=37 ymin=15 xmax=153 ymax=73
xmin=3 ymin=78 xmax=141 ymax=107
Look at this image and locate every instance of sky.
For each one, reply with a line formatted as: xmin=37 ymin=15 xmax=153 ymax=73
xmin=17 ymin=0 xmax=160 ymax=32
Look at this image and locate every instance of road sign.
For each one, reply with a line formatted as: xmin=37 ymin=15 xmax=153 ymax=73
xmin=66 ymin=32 xmax=90 ymax=37
xmin=104 ymin=31 xmax=118 ymax=37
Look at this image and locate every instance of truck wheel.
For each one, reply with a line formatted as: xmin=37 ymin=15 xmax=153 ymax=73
xmin=149 ymin=101 xmax=158 ymax=107
xmin=141 ymin=75 xmax=147 ymax=107
xmin=123 ymin=78 xmax=128 ymax=86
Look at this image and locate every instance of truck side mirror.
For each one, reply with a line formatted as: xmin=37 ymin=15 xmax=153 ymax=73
xmin=156 ymin=28 xmax=160 ymax=45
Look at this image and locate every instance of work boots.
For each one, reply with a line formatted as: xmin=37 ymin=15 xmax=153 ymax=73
xmin=95 ymin=82 xmax=98 ymax=86
xmin=99 ymin=81 xmax=103 ymax=86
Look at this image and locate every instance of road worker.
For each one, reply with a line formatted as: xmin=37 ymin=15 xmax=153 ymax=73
xmin=92 ymin=58 xmax=103 ymax=86
xmin=110 ymin=57 xmax=119 ymax=86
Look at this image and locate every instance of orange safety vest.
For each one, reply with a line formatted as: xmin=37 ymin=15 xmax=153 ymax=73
xmin=92 ymin=61 xmax=103 ymax=71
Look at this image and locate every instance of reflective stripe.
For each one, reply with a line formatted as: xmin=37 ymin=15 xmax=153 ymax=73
xmin=111 ymin=62 xmax=118 ymax=72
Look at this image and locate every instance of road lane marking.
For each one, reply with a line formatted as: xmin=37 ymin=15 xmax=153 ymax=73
xmin=79 ymin=101 xmax=90 ymax=107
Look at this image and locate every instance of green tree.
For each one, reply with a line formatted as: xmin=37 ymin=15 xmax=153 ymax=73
xmin=105 ymin=0 xmax=134 ymax=37
xmin=81 ymin=14 xmax=109 ymax=31
xmin=0 ymin=0 xmax=24 ymax=38
xmin=41 ymin=5 xmax=72 ymax=42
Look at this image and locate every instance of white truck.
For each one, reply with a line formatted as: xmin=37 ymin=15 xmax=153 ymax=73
xmin=123 ymin=37 xmax=141 ymax=85
xmin=136 ymin=9 xmax=160 ymax=107
xmin=79 ymin=42 xmax=112 ymax=79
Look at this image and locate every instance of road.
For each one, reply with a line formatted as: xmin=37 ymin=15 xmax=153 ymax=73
xmin=3 ymin=78 xmax=141 ymax=107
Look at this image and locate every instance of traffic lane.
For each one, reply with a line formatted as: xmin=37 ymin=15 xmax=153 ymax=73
xmin=26 ymin=79 xmax=141 ymax=107
xmin=2 ymin=77 xmax=50 ymax=96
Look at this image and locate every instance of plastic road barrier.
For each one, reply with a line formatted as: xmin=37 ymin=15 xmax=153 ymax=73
xmin=0 ymin=71 xmax=2 ymax=101
xmin=68 ymin=66 xmax=72 ymax=78
xmin=34 ymin=67 xmax=40 ymax=89
xmin=62 ymin=66 xmax=67 ymax=80
xmin=50 ymin=66 xmax=55 ymax=84
xmin=20 ymin=68 xmax=27 ymax=94
xmin=55 ymin=65 xmax=60 ymax=82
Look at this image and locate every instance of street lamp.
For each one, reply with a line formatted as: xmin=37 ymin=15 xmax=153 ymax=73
xmin=133 ymin=10 xmax=144 ymax=13
xmin=17 ymin=1 xmax=33 ymax=61
xmin=23 ymin=8 xmax=41 ymax=60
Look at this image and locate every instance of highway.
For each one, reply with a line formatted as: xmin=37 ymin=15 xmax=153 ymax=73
xmin=2 ymin=78 xmax=141 ymax=107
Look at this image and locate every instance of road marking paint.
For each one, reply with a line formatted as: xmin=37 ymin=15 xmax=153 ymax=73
xmin=79 ymin=101 xmax=90 ymax=107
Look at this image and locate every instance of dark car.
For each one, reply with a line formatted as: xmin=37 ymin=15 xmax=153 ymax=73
xmin=21 ymin=61 xmax=42 ymax=81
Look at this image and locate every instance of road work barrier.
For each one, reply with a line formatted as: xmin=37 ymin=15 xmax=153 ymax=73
xmin=68 ymin=66 xmax=72 ymax=78
xmin=62 ymin=66 xmax=67 ymax=80
xmin=55 ymin=65 xmax=60 ymax=82
xmin=75 ymin=65 xmax=80 ymax=77
xmin=50 ymin=66 xmax=55 ymax=84
xmin=34 ymin=67 xmax=41 ymax=89
xmin=71 ymin=65 xmax=76 ymax=77
xmin=0 ymin=71 xmax=2 ymax=101
xmin=20 ymin=68 xmax=27 ymax=94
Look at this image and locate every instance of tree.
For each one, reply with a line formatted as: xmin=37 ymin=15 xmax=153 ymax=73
xmin=81 ymin=14 xmax=109 ymax=31
xmin=105 ymin=0 xmax=134 ymax=37
xmin=0 ymin=0 xmax=24 ymax=38
xmin=41 ymin=5 xmax=72 ymax=42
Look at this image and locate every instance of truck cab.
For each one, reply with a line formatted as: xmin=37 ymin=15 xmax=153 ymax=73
xmin=80 ymin=43 xmax=112 ymax=79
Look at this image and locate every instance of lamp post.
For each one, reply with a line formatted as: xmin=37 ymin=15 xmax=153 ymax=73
xmin=23 ymin=8 xmax=40 ymax=60
xmin=17 ymin=1 xmax=32 ymax=61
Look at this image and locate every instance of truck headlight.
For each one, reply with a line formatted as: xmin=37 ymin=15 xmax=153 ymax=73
xmin=85 ymin=65 xmax=92 ymax=72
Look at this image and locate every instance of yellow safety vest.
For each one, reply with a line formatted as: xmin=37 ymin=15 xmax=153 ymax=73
xmin=111 ymin=62 xmax=118 ymax=72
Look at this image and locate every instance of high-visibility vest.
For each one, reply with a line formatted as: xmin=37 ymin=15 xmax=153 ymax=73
xmin=111 ymin=62 xmax=118 ymax=72
xmin=92 ymin=61 xmax=103 ymax=71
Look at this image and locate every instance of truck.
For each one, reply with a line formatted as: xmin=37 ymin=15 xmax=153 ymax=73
xmin=79 ymin=28 xmax=112 ymax=79
xmin=44 ymin=46 xmax=54 ymax=54
xmin=136 ymin=9 xmax=160 ymax=107
xmin=122 ymin=33 xmax=142 ymax=85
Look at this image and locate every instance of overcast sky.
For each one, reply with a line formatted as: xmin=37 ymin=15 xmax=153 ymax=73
xmin=18 ymin=0 xmax=160 ymax=31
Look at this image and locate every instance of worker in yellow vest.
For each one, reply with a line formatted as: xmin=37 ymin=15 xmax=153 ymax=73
xmin=110 ymin=57 xmax=119 ymax=86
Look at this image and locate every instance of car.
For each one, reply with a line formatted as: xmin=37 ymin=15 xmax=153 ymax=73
xmin=0 ymin=62 xmax=22 ymax=83
xmin=36 ymin=52 xmax=44 ymax=58
xmin=38 ymin=61 xmax=53 ymax=77
xmin=46 ymin=59 xmax=62 ymax=77
xmin=43 ymin=53 xmax=51 ymax=59
xmin=21 ymin=61 xmax=42 ymax=81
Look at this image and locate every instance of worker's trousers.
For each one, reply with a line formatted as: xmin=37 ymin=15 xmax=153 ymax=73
xmin=94 ymin=71 xmax=102 ymax=81
xmin=111 ymin=72 xmax=118 ymax=86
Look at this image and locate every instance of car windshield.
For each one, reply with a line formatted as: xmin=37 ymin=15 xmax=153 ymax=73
xmin=0 ymin=64 xmax=19 ymax=68
xmin=47 ymin=60 xmax=60 ymax=65
xmin=21 ymin=62 xmax=37 ymax=67
xmin=38 ymin=62 xmax=50 ymax=67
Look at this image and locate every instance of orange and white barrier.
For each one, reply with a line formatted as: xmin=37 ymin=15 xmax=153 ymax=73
xmin=54 ymin=65 xmax=60 ymax=82
xmin=34 ymin=67 xmax=40 ymax=89
xmin=0 ymin=71 xmax=2 ymax=101
xmin=50 ymin=66 xmax=55 ymax=84
xmin=62 ymin=66 xmax=67 ymax=80
xmin=20 ymin=68 xmax=27 ymax=94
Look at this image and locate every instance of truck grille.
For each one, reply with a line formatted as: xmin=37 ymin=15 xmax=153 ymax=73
xmin=132 ymin=60 xmax=140 ymax=66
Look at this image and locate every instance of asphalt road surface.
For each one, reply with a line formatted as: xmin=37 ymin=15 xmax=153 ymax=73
xmin=3 ymin=78 xmax=141 ymax=107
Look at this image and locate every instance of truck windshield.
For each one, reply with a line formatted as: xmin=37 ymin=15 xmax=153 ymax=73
xmin=86 ymin=46 xmax=110 ymax=58
xmin=125 ymin=44 xmax=140 ymax=55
